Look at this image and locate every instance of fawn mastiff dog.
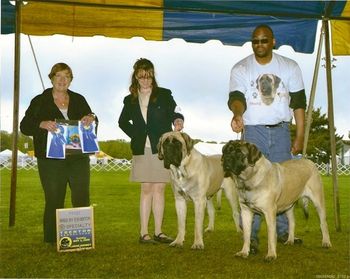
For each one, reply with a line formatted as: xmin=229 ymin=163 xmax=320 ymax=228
xmin=222 ymin=140 xmax=331 ymax=261
xmin=158 ymin=131 xmax=240 ymax=249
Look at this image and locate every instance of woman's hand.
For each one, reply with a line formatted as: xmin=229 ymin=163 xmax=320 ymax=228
xmin=40 ymin=120 xmax=57 ymax=132
xmin=81 ymin=113 xmax=96 ymax=126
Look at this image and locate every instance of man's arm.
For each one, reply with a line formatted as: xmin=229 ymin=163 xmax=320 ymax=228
xmin=290 ymin=89 xmax=306 ymax=155
xmin=228 ymin=91 xmax=246 ymax=133
xmin=292 ymin=108 xmax=305 ymax=155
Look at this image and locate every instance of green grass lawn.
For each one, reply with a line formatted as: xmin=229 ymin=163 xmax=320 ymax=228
xmin=0 ymin=169 xmax=349 ymax=279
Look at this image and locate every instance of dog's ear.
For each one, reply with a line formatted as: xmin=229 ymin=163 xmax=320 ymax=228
xmin=274 ymin=75 xmax=281 ymax=88
xmin=157 ymin=135 xmax=164 ymax=160
xmin=256 ymin=75 xmax=261 ymax=90
xmin=222 ymin=140 xmax=235 ymax=155
xmin=181 ymin=132 xmax=194 ymax=155
xmin=222 ymin=141 xmax=230 ymax=154
xmin=246 ymin=142 xmax=262 ymax=165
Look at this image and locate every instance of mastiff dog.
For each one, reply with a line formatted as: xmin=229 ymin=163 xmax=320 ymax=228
xmin=158 ymin=131 xmax=241 ymax=249
xmin=222 ymin=140 xmax=331 ymax=261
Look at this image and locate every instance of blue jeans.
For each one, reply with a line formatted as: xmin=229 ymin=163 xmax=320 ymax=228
xmin=244 ymin=123 xmax=292 ymax=242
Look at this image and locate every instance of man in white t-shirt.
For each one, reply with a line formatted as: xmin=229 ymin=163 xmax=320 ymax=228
xmin=228 ymin=24 xmax=306 ymax=254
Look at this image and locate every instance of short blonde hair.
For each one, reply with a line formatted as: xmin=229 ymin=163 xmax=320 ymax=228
xmin=48 ymin=62 xmax=73 ymax=81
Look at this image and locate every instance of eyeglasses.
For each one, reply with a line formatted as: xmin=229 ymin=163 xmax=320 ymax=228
xmin=136 ymin=76 xmax=152 ymax=80
xmin=252 ymin=38 xmax=269 ymax=45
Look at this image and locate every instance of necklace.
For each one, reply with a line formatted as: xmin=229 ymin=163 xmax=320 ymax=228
xmin=53 ymin=93 xmax=69 ymax=108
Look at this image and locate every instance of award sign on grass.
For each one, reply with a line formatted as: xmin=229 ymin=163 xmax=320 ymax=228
xmin=56 ymin=206 xmax=95 ymax=252
xmin=46 ymin=120 xmax=99 ymax=159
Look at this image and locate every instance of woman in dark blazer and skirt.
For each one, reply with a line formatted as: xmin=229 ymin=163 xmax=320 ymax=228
xmin=119 ymin=58 xmax=183 ymax=244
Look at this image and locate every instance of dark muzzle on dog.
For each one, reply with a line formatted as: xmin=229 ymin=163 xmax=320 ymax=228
xmin=161 ymin=137 xmax=183 ymax=169
xmin=222 ymin=140 xmax=260 ymax=177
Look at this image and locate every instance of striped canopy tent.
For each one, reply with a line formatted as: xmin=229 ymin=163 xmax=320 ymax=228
xmin=2 ymin=0 xmax=350 ymax=228
xmin=2 ymin=0 xmax=350 ymax=54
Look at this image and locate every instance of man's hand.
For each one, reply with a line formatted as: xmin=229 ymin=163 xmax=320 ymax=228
xmin=291 ymin=136 xmax=304 ymax=155
xmin=231 ymin=115 xmax=244 ymax=133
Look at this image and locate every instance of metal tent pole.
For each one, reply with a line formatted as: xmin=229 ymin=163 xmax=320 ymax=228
xmin=323 ymin=19 xmax=341 ymax=232
xmin=27 ymin=35 xmax=45 ymax=90
xmin=303 ymin=24 xmax=324 ymax=156
xmin=9 ymin=0 xmax=22 ymax=227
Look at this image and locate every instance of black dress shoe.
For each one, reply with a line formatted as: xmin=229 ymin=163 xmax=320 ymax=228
xmin=278 ymin=233 xmax=303 ymax=244
xmin=153 ymin=233 xmax=174 ymax=243
xmin=139 ymin=234 xmax=158 ymax=244
xmin=250 ymin=238 xmax=259 ymax=254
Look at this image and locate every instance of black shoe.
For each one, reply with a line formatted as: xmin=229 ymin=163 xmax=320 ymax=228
xmin=250 ymin=238 xmax=259 ymax=254
xmin=139 ymin=234 xmax=158 ymax=244
xmin=153 ymin=233 xmax=174 ymax=243
xmin=294 ymin=237 xmax=303 ymax=244
xmin=278 ymin=233 xmax=303 ymax=244
xmin=44 ymin=242 xmax=56 ymax=248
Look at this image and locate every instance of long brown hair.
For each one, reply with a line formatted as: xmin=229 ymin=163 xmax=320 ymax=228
xmin=129 ymin=58 xmax=158 ymax=102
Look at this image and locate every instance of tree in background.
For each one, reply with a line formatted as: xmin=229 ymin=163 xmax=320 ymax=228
xmin=1 ymin=110 xmax=343 ymax=164
xmin=0 ymin=131 xmax=34 ymax=153
xmin=290 ymin=107 xmax=343 ymax=164
xmin=99 ymin=139 xmax=132 ymax=160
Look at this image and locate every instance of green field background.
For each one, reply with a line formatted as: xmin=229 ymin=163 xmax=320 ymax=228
xmin=0 ymin=170 xmax=349 ymax=278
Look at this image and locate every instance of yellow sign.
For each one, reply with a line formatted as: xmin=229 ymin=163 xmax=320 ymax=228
xmin=56 ymin=206 xmax=95 ymax=252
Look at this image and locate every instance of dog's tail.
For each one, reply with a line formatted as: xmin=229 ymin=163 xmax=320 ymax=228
xmin=216 ymin=188 xmax=222 ymax=210
xmin=301 ymin=196 xmax=309 ymax=220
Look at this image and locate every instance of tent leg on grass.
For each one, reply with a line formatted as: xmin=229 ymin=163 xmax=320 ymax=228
xmin=9 ymin=0 xmax=22 ymax=227
xmin=323 ymin=19 xmax=341 ymax=232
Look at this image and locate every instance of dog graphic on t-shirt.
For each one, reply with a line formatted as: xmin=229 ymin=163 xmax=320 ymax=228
xmin=256 ymin=74 xmax=281 ymax=105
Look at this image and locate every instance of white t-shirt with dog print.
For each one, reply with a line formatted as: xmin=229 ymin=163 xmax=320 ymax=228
xmin=229 ymin=52 xmax=304 ymax=125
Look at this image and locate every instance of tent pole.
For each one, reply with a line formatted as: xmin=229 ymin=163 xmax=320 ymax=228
xmin=303 ymin=23 xmax=324 ymax=156
xmin=322 ymin=19 xmax=341 ymax=232
xmin=27 ymin=35 xmax=45 ymax=90
xmin=9 ymin=0 xmax=22 ymax=227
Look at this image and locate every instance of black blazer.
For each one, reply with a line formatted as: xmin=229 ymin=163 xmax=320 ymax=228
xmin=20 ymin=88 xmax=95 ymax=158
xmin=118 ymin=87 xmax=177 ymax=155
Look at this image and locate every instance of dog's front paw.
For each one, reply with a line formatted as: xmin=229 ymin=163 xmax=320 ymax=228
xmin=204 ymin=226 xmax=214 ymax=233
xmin=322 ymin=241 xmax=332 ymax=248
xmin=169 ymin=239 xmax=184 ymax=248
xmin=264 ymin=253 xmax=277 ymax=262
xmin=235 ymin=251 xmax=249 ymax=258
xmin=284 ymin=240 xmax=294 ymax=245
xmin=191 ymin=242 xmax=204 ymax=250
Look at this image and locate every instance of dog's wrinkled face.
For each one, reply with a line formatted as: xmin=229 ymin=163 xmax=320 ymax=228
xmin=161 ymin=137 xmax=183 ymax=168
xmin=158 ymin=132 xmax=193 ymax=169
xmin=222 ymin=140 xmax=262 ymax=177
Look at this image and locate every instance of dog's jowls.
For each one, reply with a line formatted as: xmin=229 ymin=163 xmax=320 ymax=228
xmin=222 ymin=140 xmax=331 ymax=261
xmin=158 ymin=131 xmax=241 ymax=249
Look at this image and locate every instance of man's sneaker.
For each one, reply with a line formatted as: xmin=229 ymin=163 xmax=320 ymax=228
xmin=250 ymin=238 xmax=259 ymax=254
xmin=277 ymin=233 xmax=303 ymax=244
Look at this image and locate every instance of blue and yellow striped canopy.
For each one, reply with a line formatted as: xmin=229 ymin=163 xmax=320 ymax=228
xmin=1 ymin=0 xmax=350 ymax=55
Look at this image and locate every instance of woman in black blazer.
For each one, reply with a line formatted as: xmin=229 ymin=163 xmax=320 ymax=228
xmin=119 ymin=58 xmax=183 ymax=244
xmin=20 ymin=62 xmax=97 ymax=244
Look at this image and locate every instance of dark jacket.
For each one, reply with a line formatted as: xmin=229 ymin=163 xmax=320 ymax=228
xmin=118 ymin=87 xmax=177 ymax=155
xmin=20 ymin=88 xmax=94 ymax=159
